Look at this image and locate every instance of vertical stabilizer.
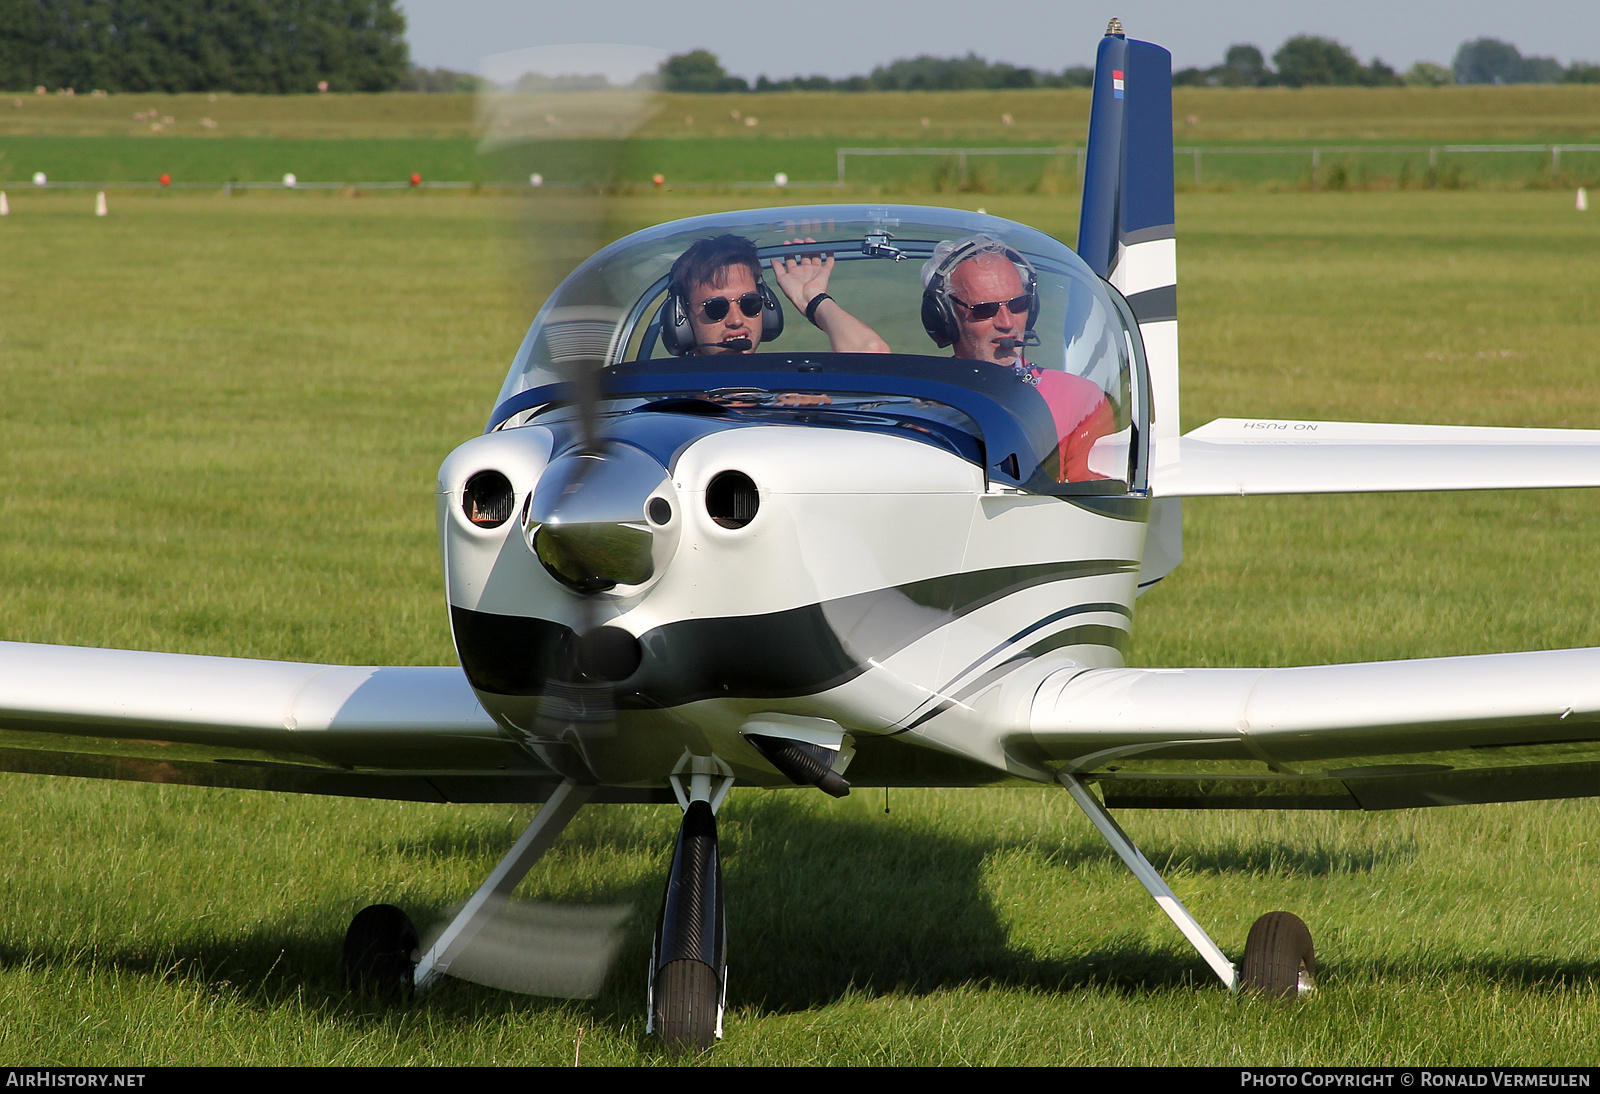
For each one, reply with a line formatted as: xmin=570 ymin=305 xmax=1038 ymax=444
xmin=1077 ymin=22 xmax=1181 ymax=591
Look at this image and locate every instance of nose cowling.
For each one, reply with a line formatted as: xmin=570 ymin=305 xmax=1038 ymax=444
xmin=523 ymin=443 xmax=678 ymax=594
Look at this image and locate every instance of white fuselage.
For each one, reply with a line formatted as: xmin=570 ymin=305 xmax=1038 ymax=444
xmin=439 ymin=415 xmax=1147 ymax=789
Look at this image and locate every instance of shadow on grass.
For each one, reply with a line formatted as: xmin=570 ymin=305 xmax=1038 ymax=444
xmin=1105 ymin=839 xmax=1418 ymax=879
xmin=0 ymin=793 xmax=1557 ymax=1030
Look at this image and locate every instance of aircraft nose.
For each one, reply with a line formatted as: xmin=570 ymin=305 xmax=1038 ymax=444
xmin=523 ymin=443 xmax=678 ymax=593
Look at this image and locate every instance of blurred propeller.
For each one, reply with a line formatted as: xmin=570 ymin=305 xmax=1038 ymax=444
xmin=422 ymin=898 xmax=631 ymax=998
xmin=478 ymin=47 xmax=667 ymax=750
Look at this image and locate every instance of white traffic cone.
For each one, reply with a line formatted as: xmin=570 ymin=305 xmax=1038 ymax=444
xmin=1580 ymin=187 xmax=1589 ymax=212
xmin=0 ymin=192 xmax=8 ymax=216
xmin=95 ymin=191 xmax=107 ymax=217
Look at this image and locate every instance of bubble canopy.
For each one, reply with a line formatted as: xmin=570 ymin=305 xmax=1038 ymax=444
xmin=491 ymin=205 xmax=1150 ymax=496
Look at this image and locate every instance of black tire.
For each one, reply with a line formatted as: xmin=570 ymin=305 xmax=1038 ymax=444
xmin=653 ymin=959 xmax=720 ymax=1053
xmin=342 ymin=903 xmax=419 ymax=1000
xmin=1240 ymin=910 xmax=1315 ymax=1000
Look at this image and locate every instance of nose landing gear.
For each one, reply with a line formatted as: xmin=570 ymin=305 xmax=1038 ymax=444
xmin=649 ymin=764 xmax=733 ymax=1053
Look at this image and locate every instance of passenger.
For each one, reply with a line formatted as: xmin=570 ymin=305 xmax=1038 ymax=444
xmin=662 ymin=234 xmax=887 ymax=356
xmin=921 ymin=235 xmax=1115 ymax=482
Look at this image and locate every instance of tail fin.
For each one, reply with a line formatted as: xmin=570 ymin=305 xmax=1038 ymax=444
xmin=1077 ymin=21 xmax=1181 ymax=591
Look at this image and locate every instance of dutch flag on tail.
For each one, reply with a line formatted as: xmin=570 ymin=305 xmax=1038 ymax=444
xmin=1076 ymin=18 xmax=1182 ymax=590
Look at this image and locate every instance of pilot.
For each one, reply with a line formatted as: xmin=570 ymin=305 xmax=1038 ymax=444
xmin=662 ymin=234 xmax=888 ymax=356
xmin=921 ymin=234 xmax=1114 ymax=482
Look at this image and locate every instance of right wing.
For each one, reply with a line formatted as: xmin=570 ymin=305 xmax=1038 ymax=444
xmin=0 ymin=641 xmax=585 ymax=803
xmin=1010 ymin=646 xmax=1600 ymax=809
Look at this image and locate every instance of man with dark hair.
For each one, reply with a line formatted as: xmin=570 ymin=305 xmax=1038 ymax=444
xmin=667 ymin=234 xmax=887 ymax=355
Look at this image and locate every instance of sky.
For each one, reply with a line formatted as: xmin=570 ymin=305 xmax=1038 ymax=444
xmin=398 ymin=0 xmax=1600 ymax=81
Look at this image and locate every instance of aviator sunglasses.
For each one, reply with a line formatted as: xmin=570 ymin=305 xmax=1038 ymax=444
xmin=950 ymin=293 xmax=1034 ymax=321
xmin=697 ymin=292 xmax=765 ymax=322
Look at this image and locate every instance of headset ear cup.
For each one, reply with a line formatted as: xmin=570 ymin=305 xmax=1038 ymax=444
xmin=759 ymin=281 xmax=783 ymax=344
xmin=921 ymin=290 xmax=955 ymax=348
xmin=659 ymin=292 xmax=694 ymax=356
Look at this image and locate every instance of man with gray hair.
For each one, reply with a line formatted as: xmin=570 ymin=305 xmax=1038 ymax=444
xmin=921 ymin=234 xmax=1114 ymax=482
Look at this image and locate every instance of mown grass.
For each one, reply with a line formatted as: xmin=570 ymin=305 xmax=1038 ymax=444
xmin=0 ymin=135 xmax=483 ymax=186
xmin=7 ymin=135 xmax=1595 ymax=193
xmin=2 ymin=188 xmax=1600 ymax=1064
xmin=7 ymin=84 xmax=1599 ymax=191
xmin=7 ymin=84 xmax=1600 ymax=143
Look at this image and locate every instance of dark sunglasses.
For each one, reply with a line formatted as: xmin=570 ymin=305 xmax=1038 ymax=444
xmin=697 ymin=292 xmax=765 ymax=322
xmin=950 ymin=293 xmax=1034 ymax=321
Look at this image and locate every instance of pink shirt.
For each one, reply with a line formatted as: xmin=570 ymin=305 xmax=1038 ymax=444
xmin=1031 ymin=369 xmax=1116 ymax=483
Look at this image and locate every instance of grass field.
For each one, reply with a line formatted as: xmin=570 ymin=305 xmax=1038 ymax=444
xmin=2 ymin=186 xmax=1600 ymax=1065
xmin=8 ymin=85 xmax=1600 ymax=142
xmin=6 ymin=135 xmax=1598 ymax=193
xmin=5 ymin=85 xmax=1600 ymax=191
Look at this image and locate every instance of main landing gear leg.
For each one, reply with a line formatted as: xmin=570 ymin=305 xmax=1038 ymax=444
xmin=410 ymin=777 xmax=594 ymax=995
xmin=649 ymin=764 xmax=733 ymax=1053
xmin=1057 ymin=771 xmax=1241 ymax=992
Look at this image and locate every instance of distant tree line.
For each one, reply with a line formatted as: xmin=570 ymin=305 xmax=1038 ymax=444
xmin=0 ymin=0 xmax=408 ymax=93
xmin=1175 ymin=36 xmax=1600 ymax=88
xmin=401 ymin=65 xmax=481 ymax=93
xmin=658 ymin=48 xmax=1093 ymax=93
xmin=652 ymin=38 xmax=1600 ymax=95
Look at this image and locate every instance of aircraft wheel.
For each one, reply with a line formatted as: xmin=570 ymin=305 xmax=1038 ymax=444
xmin=1240 ymin=911 xmax=1315 ymax=1000
xmin=342 ymin=903 xmax=419 ymax=1000
xmin=652 ymin=959 xmax=720 ymax=1052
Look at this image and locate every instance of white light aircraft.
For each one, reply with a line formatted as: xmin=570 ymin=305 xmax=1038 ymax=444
xmin=7 ymin=23 xmax=1600 ymax=1051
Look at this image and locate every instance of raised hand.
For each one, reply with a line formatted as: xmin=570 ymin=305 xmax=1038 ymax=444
xmin=769 ymin=237 xmax=835 ymax=311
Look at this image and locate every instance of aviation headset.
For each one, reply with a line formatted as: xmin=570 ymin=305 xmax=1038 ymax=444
xmin=919 ymin=235 xmax=1041 ymax=349
xmin=658 ymin=242 xmax=784 ymax=357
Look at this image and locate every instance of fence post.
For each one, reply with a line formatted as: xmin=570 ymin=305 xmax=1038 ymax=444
xmin=1553 ymin=146 xmax=1561 ymax=173
xmin=958 ymin=150 xmax=967 ymax=186
xmin=1194 ymin=147 xmax=1201 ymax=185
xmin=1429 ymin=146 xmax=1437 ymax=169
xmin=1311 ymin=148 xmax=1320 ymax=190
xmin=837 ymin=149 xmax=845 ymax=187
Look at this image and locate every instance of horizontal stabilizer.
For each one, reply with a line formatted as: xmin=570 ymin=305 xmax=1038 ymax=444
xmin=1152 ymin=418 xmax=1600 ymax=496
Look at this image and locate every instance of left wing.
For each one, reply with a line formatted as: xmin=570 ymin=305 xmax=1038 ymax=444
xmin=0 ymin=642 xmax=572 ymax=803
xmin=1148 ymin=418 xmax=1600 ymax=497
xmin=1006 ymin=647 xmax=1600 ymax=809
